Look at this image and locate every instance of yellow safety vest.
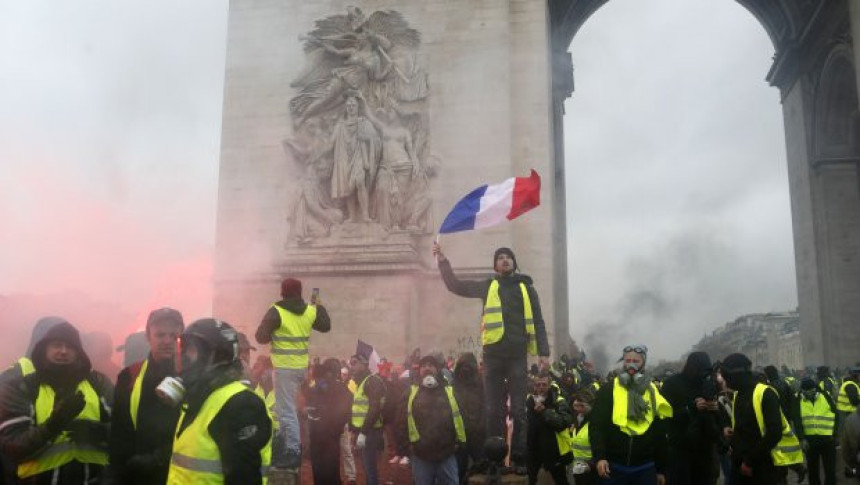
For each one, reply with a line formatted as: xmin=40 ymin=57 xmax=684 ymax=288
xmin=351 ymin=375 xmax=385 ymax=429
xmin=17 ymin=380 xmax=108 ymax=478
xmin=733 ymin=384 xmax=803 ymax=466
xmin=799 ymin=393 xmax=835 ymax=436
xmin=611 ymin=377 xmax=673 ymax=436
xmin=17 ymin=357 xmax=35 ymax=376
xmin=167 ymin=381 xmax=271 ymax=485
xmin=254 ymin=384 xmax=278 ymax=430
xmin=407 ymin=385 xmax=466 ymax=443
xmin=837 ymin=381 xmax=859 ymax=413
xmin=570 ymin=421 xmax=592 ymax=461
xmin=482 ymin=280 xmax=537 ymax=355
xmin=592 ymin=381 xmax=600 ymax=391
xmin=130 ymin=359 xmax=148 ymax=429
xmin=818 ymin=377 xmax=835 ymax=395
xmin=270 ymin=304 xmax=316 ymax=370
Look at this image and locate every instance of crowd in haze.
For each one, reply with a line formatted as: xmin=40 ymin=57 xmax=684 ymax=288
xmin=0 ymin=244 xmax=858 ymax=485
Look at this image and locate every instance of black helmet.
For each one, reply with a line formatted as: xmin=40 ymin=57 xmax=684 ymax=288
xmin=181 ymin=318 xmax=240 ymax=366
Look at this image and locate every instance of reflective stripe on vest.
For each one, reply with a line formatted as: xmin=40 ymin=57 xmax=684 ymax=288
xmin=18 ymin=380 xmax=107 ymax=478
xmin=571 ymin=422 xmax=592 ymax=461
xmin=837 ymin=381 xmax=859 ymax=413
xmin=17 ymin=357 xmax=35 ymax=376
xmin=482 ymin=280 xmax=537 ymax=355
xmin=732 ymin=384 xmax=803 ymax=466
xmin=407 ymin=385 xmax=466 ymax=443
xmin=611 ymin=377 xmax=673 ymax=436
xmin=254 ymin=384 xmax=279 ymax=431
xmin=271 ymin=304 xmax=316 ymax=370
xmin=351 ymin=375 xmax=384 ymax=429
xmin=167 ymin=381 xmax=272 ymax=485
xmin=800 ymin=393 xmax=835 ymax=436
xmin=130 ymin=359 xmax=148 ymax=430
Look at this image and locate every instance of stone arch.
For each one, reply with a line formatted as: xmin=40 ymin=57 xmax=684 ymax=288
xmin=813 ymin=45 xmax=859 ymax=160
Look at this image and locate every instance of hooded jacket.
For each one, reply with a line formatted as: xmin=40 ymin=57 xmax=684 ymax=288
xmin=0 ymin=322 xmax=114 ymax=484
xmin=437 ymin=259 xmax=550 ymax=358
xmin=395 ymin=377 xmax=460 ymax=462
xmin=660 ymin=352 xmax=721 ymax=451
xmin=255 ymin=297 xmax=331 ymax=345
xmin=452 ymin=353 xmax=485 ymax=449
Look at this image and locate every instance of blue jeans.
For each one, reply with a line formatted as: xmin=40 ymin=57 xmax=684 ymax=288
xmin=411 ymin=454 xmax=458 ymax=485
xmin=601 ymin=462 xmax=657 ymax=485
xmin=274 ymin=367 xmax=305 ymax=463
xmin=358 ymin=428 xmax=384 ymax=485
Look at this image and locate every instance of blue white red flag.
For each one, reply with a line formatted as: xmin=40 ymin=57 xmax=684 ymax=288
xmin=438 ymin=170 xmax=541 ymax=234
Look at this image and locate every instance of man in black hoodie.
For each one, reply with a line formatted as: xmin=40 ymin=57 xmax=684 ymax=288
xmin=452 ymin=352 xmax=485 ymax=482
xmin=660 ymin=351 xmax=720 ymax=485
xmin=432 ymin=243 xmax=550 ymax=470
xmin=0 ymin=320 xmax=114 ymax=484
xmin=256 ymin=278 xmax=331 ymax=468
xmin=105 ymin=307 xmax=184 ymax=485
xmin=306 ymin=358 xmax=352 ymax=485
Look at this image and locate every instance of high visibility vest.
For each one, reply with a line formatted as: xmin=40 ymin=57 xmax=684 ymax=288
xmin=254 ymin=384 xmax=279 ymax=430
xmin=799 ymin=393 xmax=835 ymax=436
xmin=406 ymin=385 xmax=466 ymax=443
xmin=17 ymin=380 xmax=108 ymax=478
xmin=592 ymin=381 xmax=600 ymax=391
xmin=733 ymin=384 xmax=803 ymax=466
xmin=351 ymin=375 xmax=384 ymax=429
xmin=837 ymin=381 xmax=859 ymax=413
xmin=130 ymin=359 xmax=148 ymax=429
xmin=270 ymin=304 xmax=316 ymax=369
xmin=818 ymin=377 xmax=835 ymax=395
xmin=17 ymin=357 xmax=35 ymax=376
xmin=482 ymin=280 xmax=537 ymax=355
xmin=570 ymin=421 xmax=592 ymax=461
xmin=611 ymin=377 xmax=673 ymax=436
xmin=167 ymin=381 xmax=271 ymax=485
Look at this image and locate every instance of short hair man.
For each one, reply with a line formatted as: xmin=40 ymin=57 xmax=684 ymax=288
xmin=0 ymin=320 xmax=114 ymax=483
xmin=107 ymin=307 xmax=184 ymax=484
xmin=591 ymin=345 xmax=672 ymax=485
xmin=432 ymin=243 xmax=551 ymax=471
xmin=256 ymin=278 xmax=331 ymax=469
xmin=526 ymin=371 xmax=573 ymax=484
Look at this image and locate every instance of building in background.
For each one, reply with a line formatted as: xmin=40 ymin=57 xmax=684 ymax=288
xmin=693 ymin=309 xmax=803 ymax=370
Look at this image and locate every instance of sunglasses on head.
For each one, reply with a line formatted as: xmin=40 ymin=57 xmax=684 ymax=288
xmin=623 ymin=345 xmax=648 ymax=354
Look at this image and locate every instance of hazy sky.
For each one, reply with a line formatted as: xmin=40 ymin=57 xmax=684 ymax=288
xmin=0 ymin=0 xmax=796 ymax=365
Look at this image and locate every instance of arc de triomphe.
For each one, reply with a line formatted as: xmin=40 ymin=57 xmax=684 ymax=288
xmin=214 ymin=0 xmax=859 ymax=366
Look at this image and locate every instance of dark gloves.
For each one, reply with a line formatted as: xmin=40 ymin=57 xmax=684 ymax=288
xmin=67 ymin=420 xmax=109 ymax=446
xmin=45 ymin=391 xmax=86 ymax=434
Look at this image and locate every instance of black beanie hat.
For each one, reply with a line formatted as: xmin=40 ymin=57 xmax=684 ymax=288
xmin=721 ymin=353 xmax=752 ymax=373
xmin=493 ymin=247 xmax=518 ymax=271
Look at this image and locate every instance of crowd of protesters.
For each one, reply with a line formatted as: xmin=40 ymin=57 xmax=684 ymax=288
xmin=0 ymin=244 xmax=859 ymax=485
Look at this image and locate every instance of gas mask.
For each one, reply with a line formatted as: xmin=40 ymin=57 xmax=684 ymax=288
xmin=421 ymin=375 xmax=439 ymax=389
xmin=155 ymin=376 xmax=186 ymax=407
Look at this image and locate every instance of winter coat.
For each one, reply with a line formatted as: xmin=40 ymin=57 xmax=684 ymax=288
xmin=526 ymin=388 xmax=573 ymax=467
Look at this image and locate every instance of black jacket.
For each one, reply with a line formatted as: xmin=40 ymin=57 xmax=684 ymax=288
xmin=306 ymin=379 xmax=352 ymax=443
xmin=661 ymin=373 xmax=721 ymax=452
xmin=526 ymin=389 xmax=573 ymax=467
xmin=452 ymin=353 xmax=485 ymax=449
xmin=175 ymin=375 xmax=272 ymax=485
xmin=396 ymin=383 xmax=461 ymax=462
xmin=350 ymin=372 xmax=386 ymax=434
xmin=105 ymin=355 xmax=182 ymax=485
xmin=793 ymin=391 xmax=837 ymax=441
xmin=731 ymin=382 xmax=783 ymax=468
xmin=437 ymin=259 xmax=550 ymax=358
xmin=256 ymin=298 xmax=331 ymax=345
xmin=590 ymin=378 xmax=669 ymax=473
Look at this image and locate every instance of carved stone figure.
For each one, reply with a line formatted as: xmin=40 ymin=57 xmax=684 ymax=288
xmin=286 ymin=7 xmax=436 ymax=242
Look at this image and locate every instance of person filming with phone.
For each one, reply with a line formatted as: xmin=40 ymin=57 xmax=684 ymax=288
xmin=256 ymin=278 xmax=331 ymax=470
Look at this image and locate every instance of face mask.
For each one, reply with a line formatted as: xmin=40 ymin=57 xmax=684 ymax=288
xmin=422 ymin=375 xmax=438 ymax=389
xmin=155 ymin=376 xmax=186 ymax=407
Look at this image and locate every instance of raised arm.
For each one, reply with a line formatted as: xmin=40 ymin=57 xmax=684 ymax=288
xmin=432 ymin=243 xmax=488 ymax=299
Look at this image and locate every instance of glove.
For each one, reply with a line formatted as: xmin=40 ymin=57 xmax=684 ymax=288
xmin=355 ymin=432 xmax=366 ymax=450
xmin=46 ymin=391 xmax=86 ymax=434
xmin=67 ymin=420 xmax=109 ymax=445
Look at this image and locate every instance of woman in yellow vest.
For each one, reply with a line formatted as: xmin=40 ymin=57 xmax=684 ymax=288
xmin=569 ymin=388 xmax=598 ymax=485
xmin=720 ymin=353 xmax=803 ymax=484
xmin=794 ymin=377 xmax=837 ymax=485
xmin=166 ymin=319 xmax=272 ymax=485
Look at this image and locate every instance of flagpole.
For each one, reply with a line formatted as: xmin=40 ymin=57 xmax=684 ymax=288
xmin=433 ymin=233 xmax=441 ymax=263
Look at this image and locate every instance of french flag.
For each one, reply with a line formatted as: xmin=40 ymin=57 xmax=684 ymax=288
xmin=439 ymin=170 xmax=541 ymax=234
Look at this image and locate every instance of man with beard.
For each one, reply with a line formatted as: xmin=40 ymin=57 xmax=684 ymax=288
xmin=166 ymin=318 xmax=272 ymax=484
xmin=306 ymin=358 xmax=352 ymax=485
xmin=526 ymin=371 xmax=573 ymax=484
xmin=0 ymin=320 xmax=114 ymax=484
xmin=452 ymin=352 xmax=485 ymax=482
xmin=432 ymin=243 xmax=551 ymax=472
xmin=106 ymin=307 xmax=184 ymax=485
xmin=660 ymin=351 xmax=720 ymax=485
xmin=591 ymin=345 xmax=672 ymax=485
xmin=720 ymin=353 xmax=803 ymax=485
xmin=396 ymin=354 xmax=465 ymax=485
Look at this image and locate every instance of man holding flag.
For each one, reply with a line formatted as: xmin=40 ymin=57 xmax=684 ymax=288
xmin=431 ymin=169 xmax=549 ymax=472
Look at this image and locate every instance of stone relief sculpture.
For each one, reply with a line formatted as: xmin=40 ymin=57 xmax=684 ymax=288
xmin=285 ymin=6 xmax=435 ymax=244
